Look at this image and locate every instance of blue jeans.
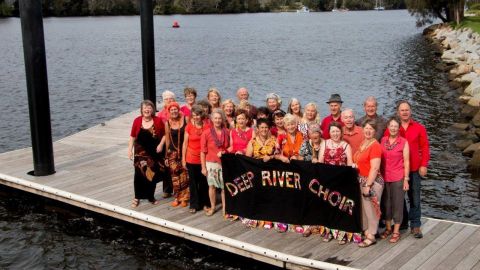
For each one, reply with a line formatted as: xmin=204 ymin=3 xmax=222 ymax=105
xmin=408 ymin=171 xmax=422 ymax=228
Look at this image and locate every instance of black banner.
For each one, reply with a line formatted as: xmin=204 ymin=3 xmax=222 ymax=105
xmin=222 ymin=154 xmax=362 ymax=233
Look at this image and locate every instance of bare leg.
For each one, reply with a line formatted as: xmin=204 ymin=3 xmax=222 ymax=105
xmin=385 ymin=220 xmax=392 ymax=232
xmin=209 ymin=186 xmax=216 ymax=210
xmin=393 ymin=223 xmax=400 ymax=234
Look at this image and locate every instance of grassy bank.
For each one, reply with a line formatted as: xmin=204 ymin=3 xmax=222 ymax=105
xmin=456 ymin=15 xmax=480 ymax=33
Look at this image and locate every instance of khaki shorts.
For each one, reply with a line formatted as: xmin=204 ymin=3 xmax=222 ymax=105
xmin=206 ymin=161 xmax=223 ymax=189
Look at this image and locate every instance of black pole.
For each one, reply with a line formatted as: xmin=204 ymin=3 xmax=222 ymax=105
xmin=19 ymin=0 xmax=55 ymax=176
xmin=140 ymin=0 xmax=156 ymax=106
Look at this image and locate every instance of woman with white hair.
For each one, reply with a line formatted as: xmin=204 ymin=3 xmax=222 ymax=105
xmin=299 ymin=124 xmax=322 ymax=162
xmin=275 ymin=113 xmax=303 ymax=163
xmin=157 ymin=90 xmax=176 ymax=124
xmin=266 ymin=93 xmax=282 ymax=113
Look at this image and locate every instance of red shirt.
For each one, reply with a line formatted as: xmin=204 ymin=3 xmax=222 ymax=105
xmin=384 ymin=119 xmax=430 ymax=172
xmin=230 ymin=128 xmax=254 ymax=154
xmin=130 ymin=116 xmax=165 ymax=139
xmin=320 ymin=114 xmax=344 ymax=139
xmin=157 ymin=109 xmax=168 ymax=124
xmin=185 ymin=123 xmax=209 ymax=164
xmin=180 ymin=105 xmax=191 ymax=118
xmin=201 ymin=127 xmax=230 ymax=163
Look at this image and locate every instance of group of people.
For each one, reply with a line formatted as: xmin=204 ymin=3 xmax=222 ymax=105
xmin=128 ymin=86 xmax=430 ymax=248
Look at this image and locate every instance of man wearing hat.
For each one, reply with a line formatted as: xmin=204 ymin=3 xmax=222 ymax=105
xmin=321 ymin=94 xmax=344 ymax=139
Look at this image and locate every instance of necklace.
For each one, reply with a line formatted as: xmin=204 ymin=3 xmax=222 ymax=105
xmin=236 ymin=127 xmax=249 ymax=141
xmin=168 ymin=118 xmax=184 ymax=157
xmin=330 ymin=139 xmax=341 ymax=149
xmin=360 ymin=139 xmax=375 ymax=152
xmin=193 ymin=123 xmax=203 ymax=136
xmin=211 ymin=127 xmax=227 ymax=149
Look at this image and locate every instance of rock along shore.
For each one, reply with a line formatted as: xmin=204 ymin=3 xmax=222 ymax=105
xmin=424 ymin=23 xmax=480 ymax=172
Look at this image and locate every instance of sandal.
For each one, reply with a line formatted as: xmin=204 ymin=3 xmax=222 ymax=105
xmin=205 ymin=208 xmax=215 ymax=216
xmin=358 ymin=238 xmax=377 ymax=248
xmin=171 ymin=200 xmax=180 ymax=207
xmin=389 ymin=232 xmax=401 ymax=243
xmin=380 ymin=229 xmax=392 ymax=239
xmin=131 ymin=198 xmax=139 ymax=208
xmin=180 ymin=201 xmax=188 ymax=208
xmin=189 ymin=208 xmax=197 ymax=214
xmin=303 ymin=228 xmax=312 ymax=237
xmin=323 ymin=234 xmax=332 ymax=242
xmin=149 ymin=199 xmax=160 ymax=205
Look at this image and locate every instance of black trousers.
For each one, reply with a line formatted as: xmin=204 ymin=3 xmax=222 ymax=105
xmin=187 ymin=163 xmax=209 ymax=210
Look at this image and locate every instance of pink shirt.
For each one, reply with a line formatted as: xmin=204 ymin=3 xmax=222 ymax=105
xmin=230 ymin=128 xmax=253 ymax=154
xmin=201 ymin=127 xmax=230 ymax=163
xmin=381 ymin=136 xmax=407 ymax=182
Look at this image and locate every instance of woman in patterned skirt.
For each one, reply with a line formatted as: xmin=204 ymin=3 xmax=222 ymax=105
xmin=128 ymin=100 xmax=165 ymax=208
xmin=164 ymin=102 xmax=190 ymax=207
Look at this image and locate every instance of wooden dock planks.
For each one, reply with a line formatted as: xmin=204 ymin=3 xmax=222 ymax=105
xmin=1 ymin=111 xmax=479 ymax=270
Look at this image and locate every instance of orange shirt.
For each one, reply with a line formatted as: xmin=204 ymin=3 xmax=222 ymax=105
xmin=279 ymin=131 xmax=303 ymax=158
xmin=354 ymin=141 xmax=382 ymax=177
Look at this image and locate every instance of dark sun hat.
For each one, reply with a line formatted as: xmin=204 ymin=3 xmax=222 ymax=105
xmin=326 ymin=94 xmax=343 ymax=104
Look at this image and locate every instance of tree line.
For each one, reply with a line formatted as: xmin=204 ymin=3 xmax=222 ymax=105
xmin=1 ymin=0 xmax=407 ymax=17
xmin=0 ymin=0 xmax=467 ymax=28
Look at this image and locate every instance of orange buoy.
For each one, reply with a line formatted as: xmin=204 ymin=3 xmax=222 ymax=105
xmin=172 ymin=21 xmax=180 ymax=28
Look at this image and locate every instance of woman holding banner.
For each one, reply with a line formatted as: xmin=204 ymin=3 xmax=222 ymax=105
xmin=353 ymin=119 xmax=384 ymax=248
xmin=305 ymin=121 xmax=351 ymax=243
xmin=299 ymin=124 xmax=322 ymax=162
xmin=201 ymin=109 xmax=230 ymax=217
xmin=246 ymin=118 xmax=276 ymax=161
xmin=275 ymin=113 xmax=303 ymax=163
xmin=317 ymin=122 xmax=353 ymax=166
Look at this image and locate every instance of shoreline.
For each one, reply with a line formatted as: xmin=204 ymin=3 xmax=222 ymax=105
xmin=424 ymin=23 xmax=480 ymax=173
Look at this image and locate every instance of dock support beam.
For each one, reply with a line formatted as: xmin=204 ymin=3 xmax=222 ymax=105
xmin=19 ymin=0 xmax=55 ymax=176
xmin=140 ymin=0 xmax=156 ymax=106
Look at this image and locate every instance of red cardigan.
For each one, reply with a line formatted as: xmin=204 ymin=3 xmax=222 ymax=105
xmin=130 ymin=116 xmax=165 ymax=139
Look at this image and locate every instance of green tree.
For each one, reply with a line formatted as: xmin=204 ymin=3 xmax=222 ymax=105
xmin=406 ymin=0 xmax=465 ymax=26
xmin=0 ymin=0 xmax=13 ymax=16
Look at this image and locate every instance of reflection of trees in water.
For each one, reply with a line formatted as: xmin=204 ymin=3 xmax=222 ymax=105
xmin=387 ymin=34 xmax=480 ymax=223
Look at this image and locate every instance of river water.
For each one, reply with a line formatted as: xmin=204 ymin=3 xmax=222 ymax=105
xmin=0 ymin=11 xmax=479 ymax=269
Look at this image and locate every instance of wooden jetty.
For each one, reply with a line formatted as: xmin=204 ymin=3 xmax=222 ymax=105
xmin=1 ymin=111 xmax=480 ymax=270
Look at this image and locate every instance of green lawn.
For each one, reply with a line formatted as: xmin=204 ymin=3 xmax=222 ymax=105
xmin=456 ymin=15 xmax=480 ymax=33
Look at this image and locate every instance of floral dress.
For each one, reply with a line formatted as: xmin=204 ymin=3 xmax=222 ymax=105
xmin=323 ymin=140 xmax=348 ymax=165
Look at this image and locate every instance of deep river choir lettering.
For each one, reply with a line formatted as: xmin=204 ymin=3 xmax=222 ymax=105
xmin=222 ymin=154 xmax=362 ymax=232
xmin=226 ymin=169 xmax=355 ymax=216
